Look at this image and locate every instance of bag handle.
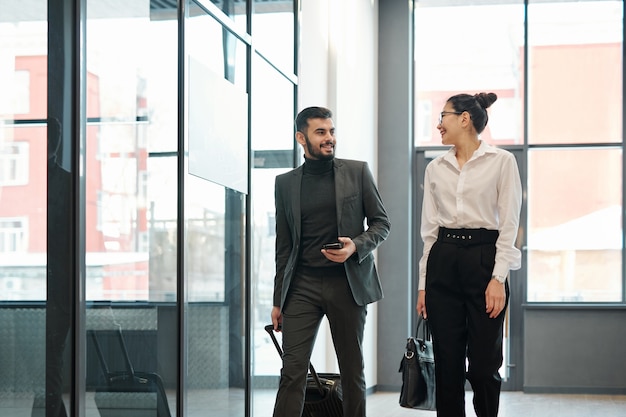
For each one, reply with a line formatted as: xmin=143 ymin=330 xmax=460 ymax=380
xmin=414 ymin=316 xmax=432 ymax=342
xmin=264 ymin=324 xmax=326 ymax=395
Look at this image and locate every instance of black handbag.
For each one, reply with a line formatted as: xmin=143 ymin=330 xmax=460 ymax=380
xmin=399 ymin=316 xmax=436 ymax=410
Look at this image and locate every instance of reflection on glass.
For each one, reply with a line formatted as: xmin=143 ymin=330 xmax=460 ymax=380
xmin=85 ymin=5 xmax=179 ymax=298
xmin=527 ymin=149 xmax=622 ymax=302
xmin=0 ymin=0 xmax=49 ymax=413
xmin=188 ymin=4 xmax=247 ymax=91
xmin=414 ymin=1 xmax=524 ymax=146
xmin=184 ymin=177 xmax=246 ymax=416
xmin=86 ymin=8 xmax=178 ymax=153
xmin=0 ymin=124 xmax=49 ymax=414
xmin=250 ymin=168 xmax=287 ymax=416
xmin=85 ymin=2 xmax=178 ymax=416
xmin=186 ymin=175 xmax=226 ymax=302
xmin=248 ymin=59 xmax=295 ymax=417
xmin=186 ymin=4 xmax=248 ymax=416
xmin=528 ymin=1 xmax=622 ymax=145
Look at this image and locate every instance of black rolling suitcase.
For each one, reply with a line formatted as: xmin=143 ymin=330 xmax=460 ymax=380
xmin=265 ymin=324 xmax=344 ymax=417
xmin=89 ymin=329 xmax=172 ymax=417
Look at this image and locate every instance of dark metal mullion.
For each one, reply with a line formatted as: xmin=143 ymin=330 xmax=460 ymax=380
xmin=492 ymin=0 xmax=530 ymax=393
xmin=245 ymin=0 xmax=253 ymax=415
xmin=254 ymin=48 xmax=298 ymax=86
xmin=509 ymin=0 xmax=530 ymax=393
xmin=192 ymin=0 xmax=252 ymax=46
xmin=622 ymin=0 xmax=626 ymax=306
xmin=48 ymin=0 xmax=87 ymax=415
xmin=292 ymin=0 xmax=300 ymax=167
xmin=177 ymin=0 xmax=187 ymax=416
xmin=74 ymin=0 xmax=88 ymax=412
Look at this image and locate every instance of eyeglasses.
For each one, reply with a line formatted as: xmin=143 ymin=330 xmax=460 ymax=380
xmin=438 ymin=111 xmax=463 ymax=124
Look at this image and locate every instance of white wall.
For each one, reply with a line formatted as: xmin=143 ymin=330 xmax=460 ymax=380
xmin=298 ymin=0 xmax=380 ymax=389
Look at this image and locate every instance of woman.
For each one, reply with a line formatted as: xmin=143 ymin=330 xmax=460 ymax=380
xmin=416 ymin=92 xmax=522 ymax=417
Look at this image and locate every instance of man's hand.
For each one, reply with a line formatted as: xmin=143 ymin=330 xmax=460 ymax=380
xmin=321 ymin=236 xmax=356 ymax=263
xmin=271 ymin=306 xmax=282 ymax=331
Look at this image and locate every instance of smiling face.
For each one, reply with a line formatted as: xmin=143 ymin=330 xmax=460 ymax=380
xmin=296 ymin=117 xmax=336 ymax=160
xmin=437 ymin=103 xmax=465 ymax=146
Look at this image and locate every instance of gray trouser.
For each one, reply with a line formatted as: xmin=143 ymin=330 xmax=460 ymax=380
xmin=273 ymin=266 xmax=367 ymax=417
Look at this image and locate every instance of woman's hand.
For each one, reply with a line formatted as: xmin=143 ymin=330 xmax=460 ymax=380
xmin=485 ymin=279 xmax=506 ymax=319
xmin=416 ymin=290 xmax=427 ymax=319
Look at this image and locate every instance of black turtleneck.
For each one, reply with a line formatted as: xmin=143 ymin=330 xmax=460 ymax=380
xmin=300 ymin=158 xmax=339 ymax=268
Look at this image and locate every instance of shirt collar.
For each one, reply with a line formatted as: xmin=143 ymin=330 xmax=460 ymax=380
xmin=442 ymin=140 xmax=496 ymax=166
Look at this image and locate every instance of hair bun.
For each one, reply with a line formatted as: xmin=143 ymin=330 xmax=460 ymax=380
xmin=474 ymin=92 xmax=498 ymax=109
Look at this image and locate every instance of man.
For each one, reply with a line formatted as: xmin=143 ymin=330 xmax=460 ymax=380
xmin=271 ymin=106 xmax=391 ymax=417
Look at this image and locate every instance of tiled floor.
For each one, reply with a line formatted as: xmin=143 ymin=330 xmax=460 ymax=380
xmin=367 ymin=390 xmax=626 ymax=417
xmin=3 ymin=389 xmax=625 ymax=416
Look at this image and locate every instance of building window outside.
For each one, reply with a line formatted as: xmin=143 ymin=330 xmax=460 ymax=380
xmin=0 ymin=141 xmax=29 ymax=186
xmin=414 ymin=0 xmax=624 ymax=303
xmin=0 ymin=217 xmax=28 ymax=253
xmin=526 ymin=0 xmax=622 ymax=302
xmin=13 ymin=70 xmax=30 ymax=115
xmin=0 ymin=70 xmax=31 ymax=115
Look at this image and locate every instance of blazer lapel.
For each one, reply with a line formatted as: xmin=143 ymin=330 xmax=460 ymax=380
xmin=333 ymin=159 xmax=345 ymax=226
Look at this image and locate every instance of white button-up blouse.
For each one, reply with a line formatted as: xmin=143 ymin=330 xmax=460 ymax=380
xmin=418 ymin=140 xmax=522 ymax=290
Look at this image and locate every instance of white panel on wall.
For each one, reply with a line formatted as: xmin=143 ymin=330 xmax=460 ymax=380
xmin=189 ymin=56 xmax=249 ymax=194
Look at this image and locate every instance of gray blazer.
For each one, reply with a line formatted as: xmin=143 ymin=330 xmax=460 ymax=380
xmin=273 ymin=158 xmax=391 ymax=308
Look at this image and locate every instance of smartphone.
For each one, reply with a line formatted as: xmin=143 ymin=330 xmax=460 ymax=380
xmin=322 ymin=242 xmax=344 ymax=250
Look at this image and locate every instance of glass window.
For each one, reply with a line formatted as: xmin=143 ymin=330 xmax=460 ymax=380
xmin=527 ymin=148 xmax=622 ymax=302
xmin=193 ymin=0 xmax=247 ymax=34
xmin=86 ymin=3 xmax=179 ymax=302
xmin=0 ymin=2 xmax=48 ymax=415
xmin=414 ymin=1 xmax=525 ymax=147
xmin=415 ymin=0 xmax=625 ymax=306
xmin=528 ymin=1 xmax=622 ymax=145
xmin=188 ymin=3 xmax=249 ymax=194
xmin=85 ymin=2 xmax=179 ymax=416
xmin=250 ymin=167 xmax=288 ymax=415
xmin=12 ymin=70 xmax=31 ymax=115
xmin=10 ymin=55 xmax=46 ymax=120
xmin=188 ymin=1 xmax=247 ymax=91
xmin=252 ymin=1 xmax=295 ymax=75
xmin=249 ymin=51 xmax=297 ymax=417
xmin=0 ymin=117 xmax=46 ymax=295
xmin=86 ymin=8 xmax=178 ymax=153
xmin=186 ymin=175 xmax=228 ymax=303
xmin=251 ymin=54 xmax=295 ymax=151
xmin=185 ymin=3 xmax=249 ymax=417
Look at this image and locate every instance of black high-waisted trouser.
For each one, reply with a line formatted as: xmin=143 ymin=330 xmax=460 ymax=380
xmin=425 ymin=227 xmax=509 ymax=417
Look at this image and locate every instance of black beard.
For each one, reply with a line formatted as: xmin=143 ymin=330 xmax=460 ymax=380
xmin=304 ymin=134 xmax=335 ymax=161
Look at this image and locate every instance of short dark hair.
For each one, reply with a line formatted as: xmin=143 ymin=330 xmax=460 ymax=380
xmin=447 ymin=92 xmax=497 ymax=134
xmin=295 ymin=106 xmax=333 ymax=133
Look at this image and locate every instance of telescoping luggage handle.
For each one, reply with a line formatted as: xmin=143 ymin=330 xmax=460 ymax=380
xmin=264 ymin=324 xmax=326 ymax=396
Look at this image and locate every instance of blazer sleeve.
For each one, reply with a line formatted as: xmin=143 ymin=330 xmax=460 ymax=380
xmin=273 ymin=174 xmax=292 ymax=307
xmin=351 ymin=161 xmax=391 ymax=263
